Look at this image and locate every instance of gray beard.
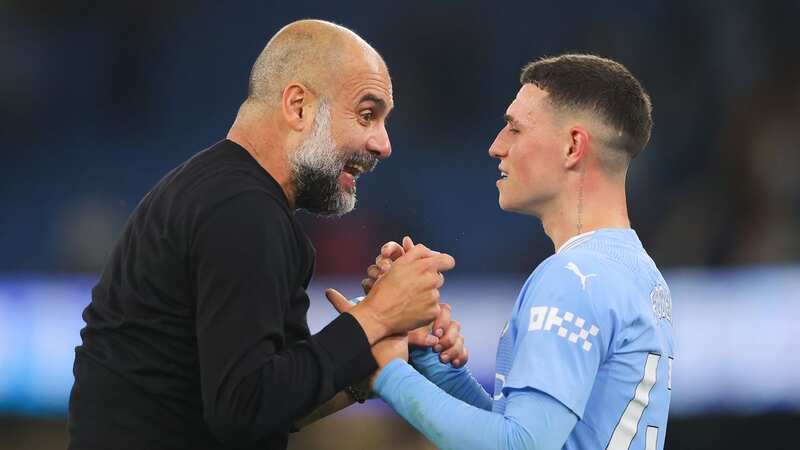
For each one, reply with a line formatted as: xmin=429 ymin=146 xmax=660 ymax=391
xmin=289 ymin=102 xmax=356 ymax=217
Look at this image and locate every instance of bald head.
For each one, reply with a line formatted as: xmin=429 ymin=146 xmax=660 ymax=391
xmin=247 ymin=19 xmax=386 ymax=106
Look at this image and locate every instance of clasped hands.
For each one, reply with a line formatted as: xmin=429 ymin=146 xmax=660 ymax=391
xmin=326 ymin=236 xmax=468 ymax=388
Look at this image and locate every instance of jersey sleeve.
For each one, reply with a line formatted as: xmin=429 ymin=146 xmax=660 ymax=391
xmin=375 ymin=359 xmax=577 ymax=450
xmin=410 ymin=347 xmax=493 ymax=411
xmin=503 ymin=255 xmax=614 ymax=419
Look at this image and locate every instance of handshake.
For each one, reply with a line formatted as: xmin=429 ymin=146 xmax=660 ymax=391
xmin=325 ymin=236 xmax=466 ymax=387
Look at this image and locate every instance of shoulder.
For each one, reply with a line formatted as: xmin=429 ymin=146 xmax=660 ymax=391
xmin=512 ymin=251 xmax=613 ymax=361
xmin=152 ymin=140 xmax=287 ymax=217
xmin=519 ymin=248 xmax=631 ymax=325
xmin=526 ymin=250 xmax=617 ymax=297
xmin=180 ymin=143 xmax=299 ymax=250
xmin=191 ymin=146 xmax=288 ymax=210
xmin=159 ymin=142 xmax=292 ymax=229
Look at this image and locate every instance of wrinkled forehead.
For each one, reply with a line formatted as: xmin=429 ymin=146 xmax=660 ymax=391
xmin=330 ymin=54 xmax=394 ymax=110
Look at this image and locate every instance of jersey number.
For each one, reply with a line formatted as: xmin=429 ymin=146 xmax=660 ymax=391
xmin=606 ymin=353 xmax=661 ymax=450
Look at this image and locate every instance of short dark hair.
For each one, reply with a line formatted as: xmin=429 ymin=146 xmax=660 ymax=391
xmin=520 ymin=54 xmax=653 ymax=161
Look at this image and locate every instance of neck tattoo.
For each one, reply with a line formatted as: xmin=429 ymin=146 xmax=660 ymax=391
xmin=576 ymin=167 xmax=586 ymax=234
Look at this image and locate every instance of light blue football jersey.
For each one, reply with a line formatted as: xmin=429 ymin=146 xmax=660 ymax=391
xmin=493 ymin=228 xmax=674 ymax=450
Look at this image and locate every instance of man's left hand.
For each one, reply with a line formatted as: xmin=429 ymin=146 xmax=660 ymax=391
xmin=364 ymin=237 xmax=469 ymax=368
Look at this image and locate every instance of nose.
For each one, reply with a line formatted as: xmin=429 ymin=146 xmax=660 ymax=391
xmin=366 ymin=124 xmax=392 ymax=159
xmin=488 ymin=131 xmax=507 ymax=159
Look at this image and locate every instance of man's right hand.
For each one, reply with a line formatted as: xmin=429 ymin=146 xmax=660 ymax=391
xmin=345 ymin=239 xmax=456 ymax=344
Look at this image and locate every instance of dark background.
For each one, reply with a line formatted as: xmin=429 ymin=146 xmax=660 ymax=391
xmin=2 ymin=1 xmax=798 ymax=448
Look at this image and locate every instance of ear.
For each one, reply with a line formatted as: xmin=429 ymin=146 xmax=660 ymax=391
xmin=281 ymin=83 xmax=313 ymax=132
xmin=565 ymin=126 xmax=590 ymax=170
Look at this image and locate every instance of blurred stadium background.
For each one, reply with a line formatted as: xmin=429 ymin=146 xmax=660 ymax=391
xmin=2 ymin=1 xmax=799 ymax=449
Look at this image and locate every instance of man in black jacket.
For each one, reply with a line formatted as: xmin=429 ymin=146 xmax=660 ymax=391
xmin=68 ymin=19 xmax=459 ymax=450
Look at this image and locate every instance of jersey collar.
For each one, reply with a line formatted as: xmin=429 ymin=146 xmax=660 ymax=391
xmin=556 ymin=230 xmax=597 ymax=254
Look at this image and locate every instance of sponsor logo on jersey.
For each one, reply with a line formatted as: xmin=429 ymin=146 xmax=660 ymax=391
xmin=528 ymin=305 xmax=599 ymax=352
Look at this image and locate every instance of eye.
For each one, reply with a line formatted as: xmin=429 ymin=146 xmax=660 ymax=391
xmin=506 ymin=123 xmax=520 ymax=134
xmin=360 ymin=110 xmax=375 ymax=123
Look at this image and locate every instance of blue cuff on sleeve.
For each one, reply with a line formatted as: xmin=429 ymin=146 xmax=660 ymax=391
xmin=375 ymin=358 xmax=576 ymax=449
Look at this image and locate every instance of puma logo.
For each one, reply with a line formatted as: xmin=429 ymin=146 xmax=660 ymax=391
xmin=564 ymin=262 xmax=597 ymax=290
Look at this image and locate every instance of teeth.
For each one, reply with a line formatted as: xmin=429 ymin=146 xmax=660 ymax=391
xmin=500 ymin=171 xmax=508 ymax=178
xmin=346 ymin=163 xmax=365 ymax=175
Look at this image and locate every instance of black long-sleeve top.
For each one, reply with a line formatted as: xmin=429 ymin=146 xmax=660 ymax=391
xmin=68 ymin=140 xmax=377 ymax=450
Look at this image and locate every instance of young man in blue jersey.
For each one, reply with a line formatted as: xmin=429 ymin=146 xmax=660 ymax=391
xmin=328 ymin=54 xmax=675 ymax=449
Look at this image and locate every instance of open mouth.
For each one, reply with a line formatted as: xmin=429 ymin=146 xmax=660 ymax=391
xmin=499 ymin=167 xmax=508 ymax=179
xmin=343 ymin=163 xmax=366 ymax=179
